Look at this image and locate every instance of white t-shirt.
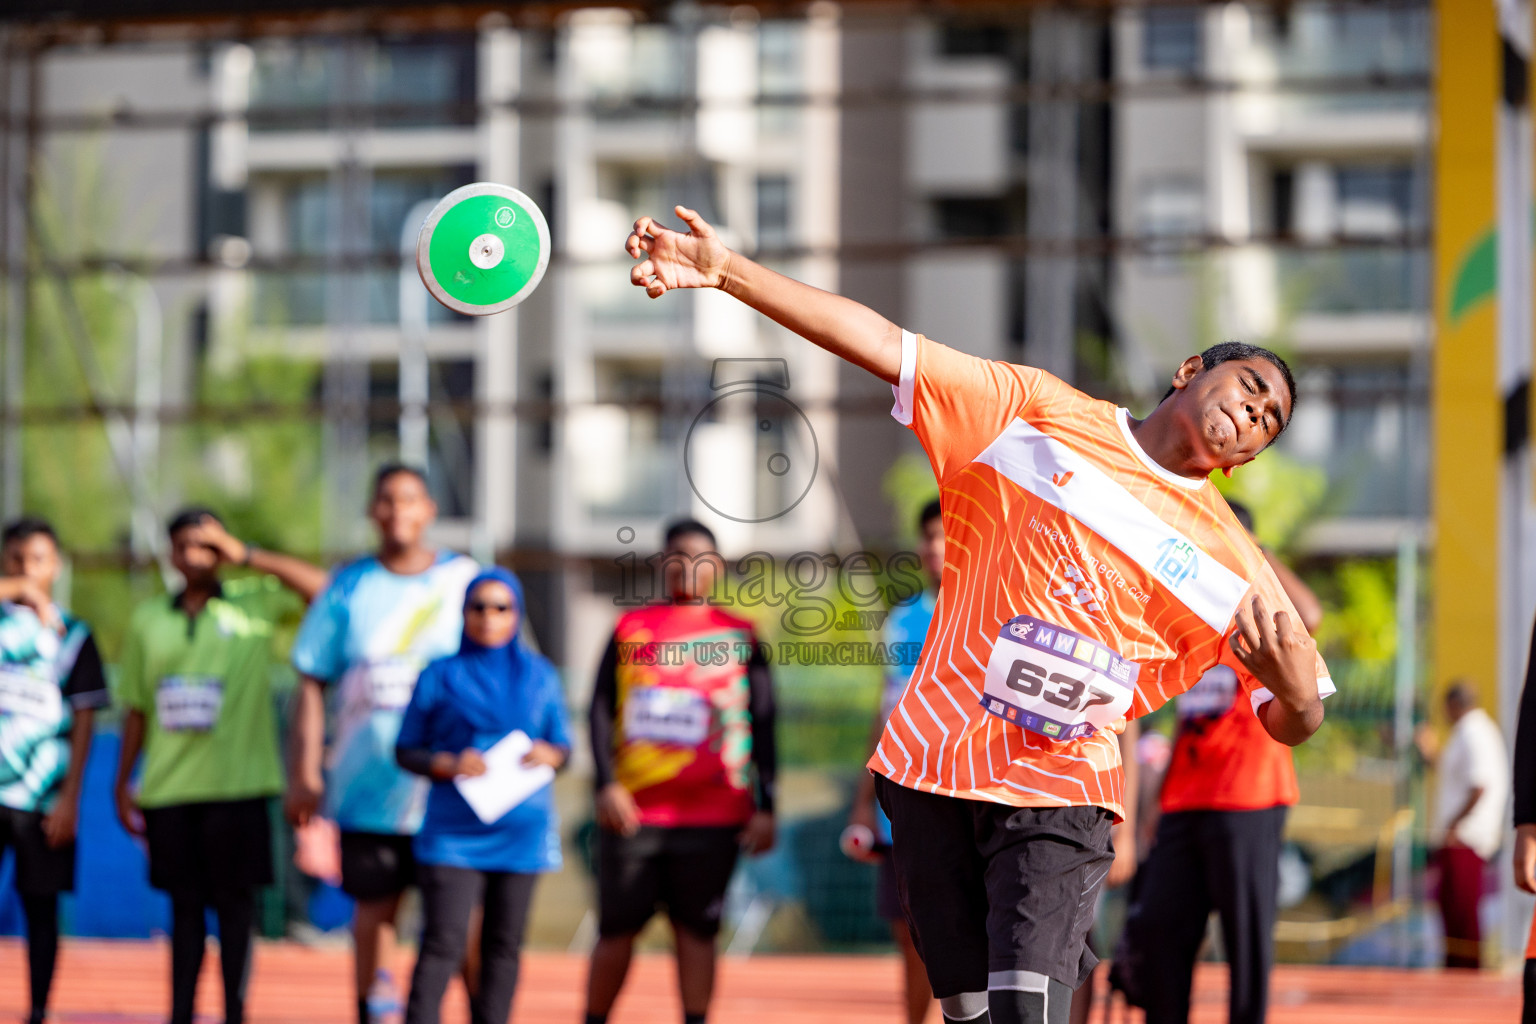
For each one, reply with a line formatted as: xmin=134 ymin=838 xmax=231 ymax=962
xmin=1433 ymin=707 xmax=1510 ymax=860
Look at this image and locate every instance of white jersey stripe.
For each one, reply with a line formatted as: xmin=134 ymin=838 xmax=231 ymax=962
xmin=973 ymin=417 xmax=1251 ymax=634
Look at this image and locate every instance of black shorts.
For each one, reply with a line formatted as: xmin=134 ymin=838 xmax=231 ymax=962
xmin=0 ymin=806 xmax=74 ymax=896
xmin=875 ymin=775 xmax=1114 ymax=995
xmin=340 ymin=830 xmax=416 ymax=902
xmin=596 ymin=825 xmax=741 ymax=939
xmin=143 ymin=797 xmax=274 ymax=896
xmin=875 ymin=856 xmax=903 ymax=923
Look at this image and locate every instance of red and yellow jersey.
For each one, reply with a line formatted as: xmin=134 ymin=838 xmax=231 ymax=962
xmin=1159 ymin=664 xmax=1298 ymax=813
xmin=869 ymin=332 xmax=1333 ymax=821
xmin=609 ymin=604 xmax=759 ymax=828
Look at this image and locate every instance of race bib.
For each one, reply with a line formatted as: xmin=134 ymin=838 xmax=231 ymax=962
xmin=980 ymin=614 xmax=1137 ymax=741
xmin=1176 ymin=664 xmax=1237 ymax=721
xmin=0 ymin=668 xmax=63 ymax=722
xmin=365 ymin=657 xmax=422 ymax=711
xmin=624 ymin=686 xmax=711 ymax=746
xmin=156 ymin=675 xmax=224 ymax=732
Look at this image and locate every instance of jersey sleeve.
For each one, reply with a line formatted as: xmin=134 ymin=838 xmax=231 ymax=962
xmin=1224 ymin=561 xmax=1336 ymax=713
xmin=890 ymin=331 xmax=1041 ymax=484
xmin=291 ymin=577 xmax=348 ymax=683
xmin=63 ymin=632 xmax=111 ymax=711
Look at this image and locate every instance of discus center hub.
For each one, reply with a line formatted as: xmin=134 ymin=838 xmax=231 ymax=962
xmin=468 ymin=233 xmax=506 ymax=270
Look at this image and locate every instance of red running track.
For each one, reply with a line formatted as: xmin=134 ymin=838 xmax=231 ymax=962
xmin=0 ymin=940 xmax=1516 ymax=1023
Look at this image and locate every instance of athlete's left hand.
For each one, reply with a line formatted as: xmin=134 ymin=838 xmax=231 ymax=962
xmin=1106 ymin=824 xmax=1136 ymax=889
xmin=1229 ymin=594 xmax=1319 ymax=710
xmin=41 ymin=799 xmax=78 ymax=848
xmin=739 ymin=811 xmax=776 ymax=856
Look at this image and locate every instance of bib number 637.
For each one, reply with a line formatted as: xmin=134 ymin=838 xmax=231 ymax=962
xmin=1005 ymin=658 xmax=1117 ymax=713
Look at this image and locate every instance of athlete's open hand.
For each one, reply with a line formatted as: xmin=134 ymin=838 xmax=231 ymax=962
xmin=626 ymin=207 xmax=733 ymax=298
xmin=1106 ymin=824 xmax=1137 ymax=889
xmin=42 ymin=798 xmax=78 ymax=848
xmin=596 ymin=782 xmax=641 ymax=836
xmin=739 ymin=811 xmax=776 ymax=856
xmin=115 ymin=782 xmax=145 ymax=838
xmin=1515 ymin=824 xmax=1536 ymax=894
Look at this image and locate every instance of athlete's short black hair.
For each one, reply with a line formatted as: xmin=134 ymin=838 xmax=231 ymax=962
xmin=918 ymin=498 xmax=942 ymax=532
xmin=1 ymin=517 xmax=57 ymax=548
xmin=664 ymin=518 xmax=717 ymax=549
xmin=167 ymin=506 xmax=221 ymax=538
xmin=373 ymin=462 xmax=429 ymax=497
xmin=1163 ymin=342 xmax=1297 ymax=433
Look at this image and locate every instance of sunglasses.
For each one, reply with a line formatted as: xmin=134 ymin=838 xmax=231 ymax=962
xmin=467 ymin=601 xmax=513 ymax=613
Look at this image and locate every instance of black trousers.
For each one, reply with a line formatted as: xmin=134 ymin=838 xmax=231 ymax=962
xmin=1115 ymin=806 xmax=1286 ymax=1024
xmin=405 ymin=864 xmax=538 ymax=1024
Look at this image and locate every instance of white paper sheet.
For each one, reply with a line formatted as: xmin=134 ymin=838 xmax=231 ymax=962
xmin=453 ymin=730 xmax=556 ymax=824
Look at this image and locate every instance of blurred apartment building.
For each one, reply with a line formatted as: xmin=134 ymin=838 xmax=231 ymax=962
xmin=0 ymin=0 xmax=1430 ymax=669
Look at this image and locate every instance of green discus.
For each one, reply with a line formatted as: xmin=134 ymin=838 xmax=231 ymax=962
xmin=415 ymin=182 xmax=551 ymax=316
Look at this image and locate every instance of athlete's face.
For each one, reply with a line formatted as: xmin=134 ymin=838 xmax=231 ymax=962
xmin=169 ymin=520 xmax=221 ymax=587
xmin=370 ymin=471 xmax=436 ymax=552
xmin=663 ymin=532 xmax=722 ymax=602
xmin=1167 ymin=357 xmax=1291 ymax=472
xmin=918 ymin=517 xmax=945 ymax=588
xmin=464 ymin=579 xmax=519 ymax=648
xmin=1 ymin=534 xmax=59 ymax=593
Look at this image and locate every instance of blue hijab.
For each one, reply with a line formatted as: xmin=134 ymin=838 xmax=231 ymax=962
xmin=445 ymin=567 xmax=551 ymax=736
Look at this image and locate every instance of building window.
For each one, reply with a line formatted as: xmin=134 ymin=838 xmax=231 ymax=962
xmin=1143 ymin=10 xmax=1202 ymax=74
xmin=1281 ymin=361 xmax=1427 ymax=518
xmin=1137 ymin=177 xmax=1203 ymax=268
xmin=1336 ymin=164 xmax=1424 ymax=239
xmin=932 ymin=196 xmax=1012 ymax=239
xmin=756 ymin=175 xmax=793 ymax=250
xmin=251 ymin=167 xmax=472 ymax=326
xmin=939 ymin=22 xmax=1010 ymax=59
xmin=367 ymin=359 xmax=477 ymax=519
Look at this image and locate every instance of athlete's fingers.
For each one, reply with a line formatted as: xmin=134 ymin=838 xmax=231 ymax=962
xmin=1271 ymin=608 xmax=1294 ymax=643
xmin=647 ymin=277 xmax=668 ymax=299
xmin=630 ymin=260 xmax=656 ymax=286
xmin=1248 ymin=593 xmax=1274 ymax=646
xmin=675 ymin=205 xmax=712 ymax=236
xmin=1228 ymin=628 xmax=1252 ymax=663
xmin=1232 ymin=601 xmax=1262 ymax=655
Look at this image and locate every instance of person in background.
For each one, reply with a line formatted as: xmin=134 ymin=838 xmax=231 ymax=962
xmin=287 ymin=464 xmax=480 ymax=1024
xmin=1417 ymin=679 xmax=1509 ymax=970
xmin=114 ymin=509 xmax=326 ymax=1024
xmin=584 ymin=518 xmax=777 ymax=1024
xmin=1111 ymin=501 xmax=1322 ymax=1024
xmin=847 ymin=498 xmax=942 ymax=1024
xmin=396 ymin=567 xmax=570 ymax=1024
xmin=0 ymin=518 xmax=110 ymax=1024
xmin=1509 ymin=619 xmax=1536 ymax=1022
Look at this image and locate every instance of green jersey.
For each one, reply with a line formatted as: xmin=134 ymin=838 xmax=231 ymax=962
xmin=117 ymin=577 xmax=293 ymax=808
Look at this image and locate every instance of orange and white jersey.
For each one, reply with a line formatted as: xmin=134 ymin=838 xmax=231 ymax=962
xmin=870 ymin=332 xmax=1333 ymax=821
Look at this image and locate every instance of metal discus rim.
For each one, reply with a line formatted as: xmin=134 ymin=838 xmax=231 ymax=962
xmin=414 ymin=181 xmax=551 ymax=316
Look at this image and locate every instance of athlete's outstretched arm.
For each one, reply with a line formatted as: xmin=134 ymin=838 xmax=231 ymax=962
xmin=627 ymin=207 xmax=902 ymax=384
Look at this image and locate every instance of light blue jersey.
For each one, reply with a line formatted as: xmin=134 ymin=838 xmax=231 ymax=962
xmin=292 ymin=551 xmax=480 ymax=834
xmin=876 ymin=589 xmax=936 ymax=844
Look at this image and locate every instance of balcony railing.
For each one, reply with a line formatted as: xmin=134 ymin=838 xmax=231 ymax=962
xmin=1276 ymin=246 xmax=1428 ymax=316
